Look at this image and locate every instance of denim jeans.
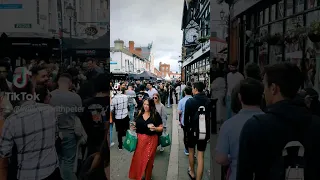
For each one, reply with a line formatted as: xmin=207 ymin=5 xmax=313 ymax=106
xmin=110 ymin=123 xmax=113 ymax=144
xmin=128 ymin=104 xmax=135 ymax=121
xmin=59 ymin=131 xmax=77 ymax=180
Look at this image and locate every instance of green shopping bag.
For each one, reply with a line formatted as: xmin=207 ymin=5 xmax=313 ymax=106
xmin=123 ymin=130 xmax=137 ymax=152
xmin=159 ymin=132 xmax=171 ymax=147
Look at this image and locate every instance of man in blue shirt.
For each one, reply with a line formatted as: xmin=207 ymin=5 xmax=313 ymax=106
xmin=177 ymin=86 xmax=192 ymax=155
xmin=215 ymin=78 xmax=264 ymax=180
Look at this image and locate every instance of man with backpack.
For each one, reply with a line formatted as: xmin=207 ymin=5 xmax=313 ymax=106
xmin=237 ymin=63 xmax=320 ymax=180
xmin=184 ymin=82 xmax=211 ymax=180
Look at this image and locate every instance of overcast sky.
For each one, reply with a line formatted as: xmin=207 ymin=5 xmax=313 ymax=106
xmin=110 ymin=0 xmax=184 ymax=72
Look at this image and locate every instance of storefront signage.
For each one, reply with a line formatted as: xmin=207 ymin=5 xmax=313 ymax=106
xmin=183 ymin=42 xmax=210 ymax=68
xmin=11 ymin=43 xmax=48 ymax=47
xmin=84 ymin=27 xmax=98 ymax=36
xmin=0 ymin=1 xmax=22 ymax=9
xmin=76 ymin=50 xmax=96 ymax=55
xmin=232 ymin=0 xmax=261 ymax=18
xmin=110 ymin=61 xmax=117 ymax=64
xmin=202 ymin=41 xmax=210 ymax=52
xmin=14 ymin=24 xmax=32 ymax=28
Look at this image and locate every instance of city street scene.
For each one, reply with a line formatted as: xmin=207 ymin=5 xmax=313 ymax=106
xmin=210 ymin=0 xmax=320 ymax=180
xmin=110 ymin=0 xmax=211 ymax=179
xmin=0 ymin=0 xmax=110 ymax=180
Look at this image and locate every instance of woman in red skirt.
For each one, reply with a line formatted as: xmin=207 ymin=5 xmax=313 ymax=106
xmin=129 ymin=99 xmax=163 ymax=180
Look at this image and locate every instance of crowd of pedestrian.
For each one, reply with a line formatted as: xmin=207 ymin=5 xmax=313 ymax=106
xmin=110 ymin=79 xmax=212 ymax=180
xmin=0 ymin=57 xmax=110 ymax=180
xmin=214 ymin=62 xmax=320 ymax=180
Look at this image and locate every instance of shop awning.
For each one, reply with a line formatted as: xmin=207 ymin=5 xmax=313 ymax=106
xmin=76 ymin=33 xmax=109 ymax=49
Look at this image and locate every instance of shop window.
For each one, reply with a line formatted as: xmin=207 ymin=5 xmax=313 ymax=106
xmin=271 ymin=5 xmax=276 ymax=21
xmin=269 ymin=24 xmax=282 ymax=65
xmin=305 ymin=11 xmax=320 ymax=88
xmin=265 ymin=8 xmax=269 ymax=23
xmin=258 ymin=26 xmax=269 ymax=69
xmin=307 ymin=0 xmax=318 ymax=8
xmin=294 ymin=0 xmax=304 ymax=12
xmin=259 ymin=11 xmax=264 ymax=25
xmin=286 ymin=0 xmax=293 ymax=16
xmin=285 ymin=17 xmax=303 ymax=68
xmin=278 ymin=0 xmax=285 ymax=19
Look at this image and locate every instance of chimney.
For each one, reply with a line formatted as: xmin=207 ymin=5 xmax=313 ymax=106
xmin=135 ymin=47 xmax=142 ymax=57
xmin=114 ymin=39 xmax=124 ymax=50
xmin=129 ymin=41 xmax=135 ymax=53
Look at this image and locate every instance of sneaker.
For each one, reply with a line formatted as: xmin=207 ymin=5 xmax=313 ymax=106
xmin=118 ymin=147 xmax=123 ymax=151
xmin=110 ymin=142 xmax=115 ymax=147
xmin=184 ymin=149 xmax=189 ymax=156
xmin=160 ymin=147 xmax=165 ymax=152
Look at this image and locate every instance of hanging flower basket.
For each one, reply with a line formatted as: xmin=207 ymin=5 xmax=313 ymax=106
xmin=308 ymin=33 xmax=320 ymax=43
xmin=198 ymin=36 xmax=210 ymax=43
xmin=266 ymin=33 xmax=284 ymax=45
xmin=308 ymin=21 xmax=320 ymax=43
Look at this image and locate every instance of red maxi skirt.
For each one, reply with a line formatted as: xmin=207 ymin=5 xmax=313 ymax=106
xmin=129 ymin=133 xmax=158 ymax=180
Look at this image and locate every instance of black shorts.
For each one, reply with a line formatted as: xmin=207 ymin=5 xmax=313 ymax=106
xmin=187 ymin=133 xmax=208 ymax=151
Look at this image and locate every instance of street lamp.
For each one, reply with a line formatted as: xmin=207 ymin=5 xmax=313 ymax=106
xmin=65 ymin=3 xmax=74 ymax=65
xmin=66 ymin=3 xmax=74 ymax=39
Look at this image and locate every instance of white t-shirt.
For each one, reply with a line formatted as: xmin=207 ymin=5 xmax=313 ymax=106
xmin=227 ymin=72 xmax=244 ymax=96
xmin=147 ymin=88 xmax=158 ymax=98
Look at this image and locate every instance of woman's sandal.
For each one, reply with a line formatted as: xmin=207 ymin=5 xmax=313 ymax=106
xmin=187 ymin=169 xmax=196 ymax=180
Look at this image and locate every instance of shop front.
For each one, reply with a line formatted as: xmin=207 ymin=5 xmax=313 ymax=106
xmin=230 ymin=0 xmax=320 ymax=88
xmin=0 ymin=32 xmax=60 ymax=67
xmin=183 ymin=40 xmax=210 ymax=86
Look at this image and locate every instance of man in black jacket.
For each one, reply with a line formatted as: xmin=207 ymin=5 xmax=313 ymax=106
xmin=237 ymin=63 xmax=320 ymax=180
xmin=184 ymin=81 xmax=210 ymax=180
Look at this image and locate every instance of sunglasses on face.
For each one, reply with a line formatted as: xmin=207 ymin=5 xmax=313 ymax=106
xmin=153 ymin=97 xmax=158 ymax=99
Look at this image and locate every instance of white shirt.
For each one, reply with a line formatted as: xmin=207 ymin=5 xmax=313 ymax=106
xmin=110 ymin=94 xmax=128 ymax=119
xmin=227 ymin=72 xmax=244 ymax=96
xmin=147 ymin=88 xmax=158 ymax=98
xmin=211 ymin=77 xmax=226 ymax=99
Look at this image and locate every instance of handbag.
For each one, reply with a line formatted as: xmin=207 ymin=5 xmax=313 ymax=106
xmin=123 ymin=130 xmax=137 ymax=152
xmin=159 ymin=131 xmax=171 ymax=147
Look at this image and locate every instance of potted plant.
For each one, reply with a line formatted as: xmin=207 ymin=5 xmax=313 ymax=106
xmin=198 ymin=36 xmax=210 ymax=43
xmin=266 ymin=33 xmax=284 ymax=45
xmin=253 ymin=34 xmax=266 ymax=46
xmin=308 ymin=21 xmax=320 ymax=43
xmin=284 ymin=30 xmax=296 ymax=44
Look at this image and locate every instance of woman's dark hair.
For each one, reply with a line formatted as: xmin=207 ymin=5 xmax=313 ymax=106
xmin=136 ymin=99 xmax=157 ymax=121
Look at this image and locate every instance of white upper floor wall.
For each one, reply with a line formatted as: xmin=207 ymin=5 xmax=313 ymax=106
xmin=0 ymin=0 xmax=109 ymax=39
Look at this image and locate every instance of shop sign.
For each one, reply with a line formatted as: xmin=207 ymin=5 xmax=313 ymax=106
xmin=0 ymin=2 xmax=22 ymax=9
xmin=202 ymin=42 xmax=210 ymax=52
xmin=11 ymin=43 xmax=48 ymax=47
xmin=14 ymin=24 xmax=32 ymax=28
xmin=76 ymin=50 xmax=96 ymax=55
xmin=110 ymin=61 xmax=117 ymax=64
xmin=84 ymin=27 xmax=98 ymax=36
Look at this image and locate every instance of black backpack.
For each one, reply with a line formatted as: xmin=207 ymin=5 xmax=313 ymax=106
xmin=189 ymin=99 xmax=211 ymax=140
xmin=253 ymin=114 xmax=307 ymax=180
